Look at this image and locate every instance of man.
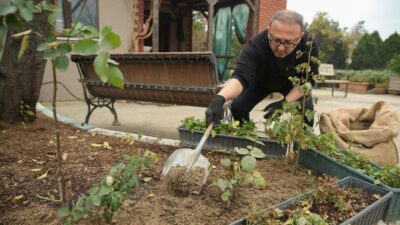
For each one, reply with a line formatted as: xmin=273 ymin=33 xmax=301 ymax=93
xmin=206 ymin=9 xmax=318 ymax=127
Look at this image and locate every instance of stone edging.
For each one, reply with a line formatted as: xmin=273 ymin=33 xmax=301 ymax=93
xmin=36 ymin=103 xmax=180 ymax=147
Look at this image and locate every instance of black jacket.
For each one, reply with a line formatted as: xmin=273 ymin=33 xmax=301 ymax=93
xmin=232 ymin=29 xmax=319 ymax=92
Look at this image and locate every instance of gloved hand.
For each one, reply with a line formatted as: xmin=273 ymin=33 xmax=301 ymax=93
xmin=263 ymin=99 xmax=285 ymax=119
xmin=205 ymin=95 xmax=225 ymax=126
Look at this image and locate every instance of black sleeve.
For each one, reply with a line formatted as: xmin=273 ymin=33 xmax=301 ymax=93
xmin=231 ymin=39 xmax=261 ymax=89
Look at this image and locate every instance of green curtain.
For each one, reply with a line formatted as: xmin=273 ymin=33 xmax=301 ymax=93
xmin=212 ymin=7 xmax=232 ymax=81
xmin=232 ymin=4 xmax=249 ymax=44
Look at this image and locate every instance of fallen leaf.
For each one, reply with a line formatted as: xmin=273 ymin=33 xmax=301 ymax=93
xmin=35 ymin=160 xmax=46 ymax=165
xmin=30 ymin=168 xmax=42 ymax=172
xmin=37 ymin=171 xmax=48 ymax=180
xmin=143 ymin=177 xmax=152 ymax=182
xmin=46 ymin=155 xmax=55 ymax=158
xmin=68 ymin=136 xmax=77 ymax=139
xmin=13 ymin=195 xmax=24 ymax=201
xmin=17 ymin=160 xmax=23 ymax=164
xmin=147 ymin=193 xmax=155 ymax=197
xmin=90 ymin=143 xmax=103 ymax=147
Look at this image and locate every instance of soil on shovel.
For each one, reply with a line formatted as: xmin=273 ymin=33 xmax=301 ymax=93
xmin=164 ymin=166 xmax=206 ymax=195
xmin=0 ymin=114 xmax=316 ymax=225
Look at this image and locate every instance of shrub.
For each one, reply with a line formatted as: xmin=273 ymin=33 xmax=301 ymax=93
xmin=335 ymin=69 xmax=398 ymax=86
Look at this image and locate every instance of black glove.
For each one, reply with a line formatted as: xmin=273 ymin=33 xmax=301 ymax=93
xmin=263 ymin=99 xmax=285 ymax=119
xmin=205 ymin=95 xmax=225 ymax=126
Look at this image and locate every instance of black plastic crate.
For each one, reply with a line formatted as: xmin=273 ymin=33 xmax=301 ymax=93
xmin=177 ymin=127 xmax=285 ymax=158
xmin=230 ymin=177 xmax=393 ymax=225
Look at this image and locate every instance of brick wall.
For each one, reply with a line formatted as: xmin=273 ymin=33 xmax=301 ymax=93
xmin=258 ymin=0 xmax=287 ymax=33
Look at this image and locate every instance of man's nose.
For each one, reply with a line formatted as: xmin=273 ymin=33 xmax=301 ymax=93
xmin=277 ymin=44 xmax=286 ymax=50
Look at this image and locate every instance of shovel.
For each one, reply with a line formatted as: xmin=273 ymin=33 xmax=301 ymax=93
xmin=161 ymin=101 xmax=231 ymax=191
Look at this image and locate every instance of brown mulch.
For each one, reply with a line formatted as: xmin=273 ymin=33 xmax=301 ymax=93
xmin=0 ymin=114 xmax=317 ymax=225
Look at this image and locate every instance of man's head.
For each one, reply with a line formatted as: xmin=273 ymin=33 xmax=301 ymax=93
xmin=268 ymin=10 xmax=304 ymax=58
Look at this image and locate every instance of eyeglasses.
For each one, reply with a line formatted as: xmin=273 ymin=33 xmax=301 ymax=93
xmin=268 ymin=33 xmax=300 ymax=48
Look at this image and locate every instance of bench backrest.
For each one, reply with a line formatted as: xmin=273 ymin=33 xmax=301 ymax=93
xmin=319 ymin=63 xmax=335 ymax=77
xmin=71 ymin=52 xmax=220 ymax=107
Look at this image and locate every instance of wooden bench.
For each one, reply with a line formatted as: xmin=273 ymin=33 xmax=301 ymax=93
xmin=317 ymin=63 xmax=349 ymax=98
xmin=71 ymin=52 xmax=221 ymax=125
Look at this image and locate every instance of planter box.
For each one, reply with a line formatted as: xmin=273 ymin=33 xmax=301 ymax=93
xmin=177 ymin=127 xmax=286 ymax=158
xmin=230 ymin=177 xmax=393 ymax=225
xmin=339 ymin=82 xmax=370 ymax=93
xmin=298 ymin=148 xmax=400 ymax=221
xmin=372 ymin=87 xmax=388 ymax=94
xmin=388 ymin=76 xmax=400 ymax=94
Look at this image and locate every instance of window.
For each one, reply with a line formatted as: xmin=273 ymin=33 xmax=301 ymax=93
xmin=55 ymin=0 xmax=98 ymax=33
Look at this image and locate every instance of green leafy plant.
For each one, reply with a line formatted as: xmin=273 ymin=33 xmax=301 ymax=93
xmin=246 ymin=203 xmax=328 ymax=225
xmin=311 ymin=132 xmax=400 ymax=188
xmin=19 ymin=100 xmax=35 ymax=124
xmin=58 ymin=152 xmax=154 ymax=224
xmin=263 ymin=35 xmax=321 ymax=163
xmin=211 ymin=146 xmax=267 ymax=202
xmin=181 ymin=116 xmax=258 ymax=138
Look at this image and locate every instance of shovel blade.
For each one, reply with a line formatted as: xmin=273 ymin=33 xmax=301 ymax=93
xmin=161 ymin=148 xmax=210 ymax=193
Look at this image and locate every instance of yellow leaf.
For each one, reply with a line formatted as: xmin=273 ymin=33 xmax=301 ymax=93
xmin=18 ymin=35 xmax=30 ymax=61
xmin=13 ymin=195 xmax=24 ymax=201
xmin=32 ymin=159 xmax=38 ymax=162
xmin=46 ymin=154 xmax=55 ymax=158
xmin=68 ymin=136 xmax=77 ymax=139
xmin=307 ymin=170 xmax=312 ymax=176
xmin=143 ymin=177 xmax=152 ymax=182
xmin=37 ymin=171 xmax=48 ymax=180
xmin=30 ymin=168 xmax=42 ymax=172
xmin=17 ymin=160 xmax=23 ymax=164
xmin=91 ymin=143 xmax=103 ymax=147
xmin=147 ymin=193 xmax=155 ymax=197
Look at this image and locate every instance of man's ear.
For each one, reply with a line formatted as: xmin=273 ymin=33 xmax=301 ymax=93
xmin=300 ymin=32 xmax=304 ymax=39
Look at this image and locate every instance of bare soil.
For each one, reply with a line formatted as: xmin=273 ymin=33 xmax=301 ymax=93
xmin=0 ymin=114 xmax=316 ymax=225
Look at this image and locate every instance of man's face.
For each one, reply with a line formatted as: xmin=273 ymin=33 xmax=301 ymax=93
xmin=268 ymin=20 xmax=304 ymax=58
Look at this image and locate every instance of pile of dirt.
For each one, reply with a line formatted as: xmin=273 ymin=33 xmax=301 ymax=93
xmin=0 ymin=114 xmax=316 ymax=225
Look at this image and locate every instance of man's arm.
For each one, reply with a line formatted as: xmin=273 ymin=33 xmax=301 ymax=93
xmin=284 ymin=84 xmax=302 ymax=102
xmin=217 ymin=78 xmax=244 ymax=101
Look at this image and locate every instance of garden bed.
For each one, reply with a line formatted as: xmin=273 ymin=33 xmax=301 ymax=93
xmin=0 ymin=115 xmax=316 ymax=225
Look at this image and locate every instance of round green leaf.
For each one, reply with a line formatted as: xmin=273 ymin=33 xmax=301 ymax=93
xmin=91 ymin=195 xmax=101 ymax=206
xmin=250 ymin=148 xmax=266 ymax=159
xmin=72 ymin=39 xmax=99 ymax=55
xmin=101 ymin=32 xmax=121 ymax=50
xmin=244 ymin=173 xmax=254 ymax=183
xmin=221 ymin=191 xmax=231 ymax=201
xmin=55 ymin=55 xmax=69 ymax=71
xmin=241 ymin=155 xmax=256 ymax=172
xmin=72 ymin=208 xmax=84 ymax=221
xmin=20 ymin=7 xmax=33 ymax=21
xmin=57 ymin=206 xmax=70 ymax=217
xmin=57 ymin=43 xmax=72 ymax=54
xmin=106 ymin=65 xmax=124 ymax=89
xmin=101 ymin=26 xmax=112 ymax=38
xmin=93 ymin=52 xmax=109 ymax=82
xmin=89 ymin=185 xmax=99 ymax=196
xmin=254 ymin=176 xmax=266 ymax=188
xmin=0 ymin=5 xmax=17 ymax=16
xmin=97 ymin=184 xmax=112 ymax=196
xmin=220 ymin=158 xmax=231 ymax=168
xmin=234 ymin=147 xmax=249 ymax=155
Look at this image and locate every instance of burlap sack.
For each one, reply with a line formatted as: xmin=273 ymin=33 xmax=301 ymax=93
xmin=319 ymin=101 xmax=400 ymax=167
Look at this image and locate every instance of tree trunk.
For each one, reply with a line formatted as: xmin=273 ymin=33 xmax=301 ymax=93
xmin=0 ymin=4 xmax=51 ymax=123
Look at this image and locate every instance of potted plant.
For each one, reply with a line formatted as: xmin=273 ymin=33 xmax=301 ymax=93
xmin=178 ymin=117 xmax=286 ymax=158
xmin=298 ymin=133 xmax=400 ymax=221
xmin=230 ymin=176 xmax=393 ymax=225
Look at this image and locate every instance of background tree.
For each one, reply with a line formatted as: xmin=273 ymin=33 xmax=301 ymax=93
xmin=350 ymin=31 xmax=383 ymax=70
xmin=388 ymin=53 xmax=400 ymax=73
xmin=343 ymin=21 xmax=367 ymax=61
xmin=0 ymin=0 xmax=51 ymax=123
xmin=308 ymin=12 xmax=348 ymax=69
xmin=382 ymin=32 xmax=400 ymax=66
xmin=192 ymin=11 xmax=207 ymax=51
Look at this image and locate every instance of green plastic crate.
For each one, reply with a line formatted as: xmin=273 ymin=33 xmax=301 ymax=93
xmin=298 ymin=148 xmax=400 ymax=221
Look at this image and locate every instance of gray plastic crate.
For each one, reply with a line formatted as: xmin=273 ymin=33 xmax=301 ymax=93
xmin=230 ymin=177 xmax=393 ymax=225
xmin=177 ymin=127 xmax=285 ymax=158
xmin=298 ymin=148 xmax=400 ymax=221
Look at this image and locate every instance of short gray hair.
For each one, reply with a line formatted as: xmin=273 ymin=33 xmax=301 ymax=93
xmin=269 ymin=10 xmax=304 ymax=31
